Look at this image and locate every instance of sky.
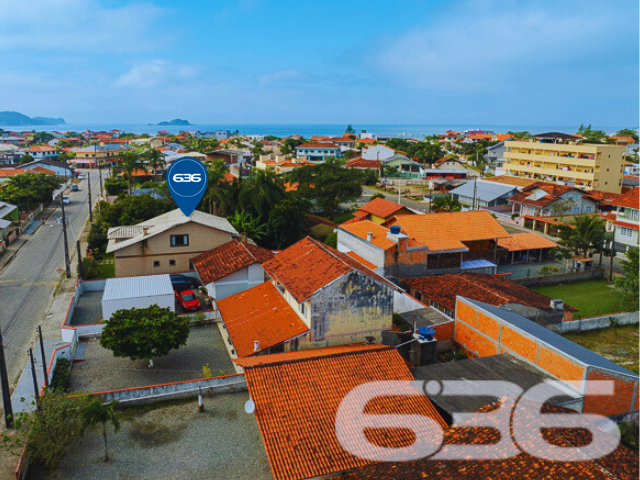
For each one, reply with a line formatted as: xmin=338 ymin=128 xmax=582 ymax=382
xmin=0 ymin=0 xmax=638 ymax=127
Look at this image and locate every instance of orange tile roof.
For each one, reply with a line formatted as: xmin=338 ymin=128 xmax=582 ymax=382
xmin=495 ymin=133 xmax=513 ymax=142
xmin=484 ymin=175 xmax=538 ymax=188
xmin=0 ymin=168 xmax=26 ymax=177
xmin=343 ymin=400 xmax=638 ymax=480
xmin=217 ymin=281 xmax=309 ymax=358
xmin=359 ymin=197 xmax=409 ymax=219
xmin=191 ymin=239 xmax=275 ymax=284
xmin=339 ymin=219 xmax=397 ymax=250
xmin=235 ymin=344 xmax=447 ymax=480
xmin=345 ymin=157 xmax=380 ymax=169
xmin=262 ymin=236 xmax=396 ymax=302
xmin=220 ymin=172 xmax=236 ymax=183
xmin=392 ymin=211 xmax=510 ymax=251
xmin=610 ymin=188 xmax=639 ymax=210
xmin=614 ymin=219 xmax=639 ymax=230
xmin=296 ymin=142 xmax=340 ymax=149
xmin=344 ymin=251 xmax=378 ymax=269
xmin=283 ymin=181 xmax=299 ymax=192
xmin=23 ymin=145 xmax=57 ymax=152
xmin=497 ymin=232 xmax=557 ymax=252
xmin=30 ymin=166 xmax=56 ymax=175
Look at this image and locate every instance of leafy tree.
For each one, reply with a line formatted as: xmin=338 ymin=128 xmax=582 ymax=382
xmin=288 ymin=158 xmax=363 ymax=219
xmin=430 ymin=196 xmax=461 ymax=212
xmin=104 ymin=177 xmax=128 ymax=196
xmin=19 ymin=154 xmax=34 ymax=164
xmin=577 ymin=124 xmax=609 ymax=144
xmin=324 ymin=231 xmax=337 ymax=248
xmin=99 ymin=304 xmax=190 ymax=366
xmin=506 ymin=131 xmax=531 ymax=140
xmin=31 ymin=132 xmax=54 ymax=144
xmin=363 ymin=169 xmax=378 ymax=186
xmin=280 ymin=137 xmax=305 ymax=155
xmin=615 ymin=247 xmax=639 ymax=310
xmin=201 ymin=159 xmax=233 ymax=215
xmin=615 ymin=128 xmax=639 ymax=143
xmin=228 ymin=210 xmax=267 ymax=240
xmin=549 ymin=198 xmax=577 ymax=216
xmin=263 ymin=198 xmax=310 ymax=249
xmin=370 ymin=192 xmax=386 ymax=201
xmin=344 ymin=124 xmax=356 ymax=134
xmin=251 ymin=142 xmax=266 ymax=161
xmin=145 ymin=148 xmax=166 ymax=171
xmin=81 ymin=398 xmax=121 ymax=462
xmin=557 ymin=215 xmax=605 ymax=257
xmin=79 ymin=257 xmax=101 ymax=279
xmin=1 ymin=389 xmax=91 ymax=471
xmin=0 ymin=172 xmax=61 ymax=211
xmin=115 ymin=151 xmax=148 ymax=193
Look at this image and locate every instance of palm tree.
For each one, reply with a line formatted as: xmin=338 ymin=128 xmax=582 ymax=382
xmin=146 ymin=148 xmax=166 ymax=174
xmin=228 ymin=210 xmax=267 ymax=241
xmin=116 ymin=152 xmax=148 ymax=194
xmin=81 ymin=398 xmax=121 ymax=462
xmin=558 ymin=215 xmax=605 ymax=258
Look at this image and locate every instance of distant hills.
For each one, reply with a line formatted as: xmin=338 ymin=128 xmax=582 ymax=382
xmin=0 ymin=111 xmax=66 ymax=126
xmin=157 ymin=118 xmax=191 ymax=126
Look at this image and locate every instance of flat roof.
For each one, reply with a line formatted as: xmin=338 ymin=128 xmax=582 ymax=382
xmin=398 ymin=307 xmax=452 ymax=328
xmin=411 ymin=353 xmax=580 ymax=417
xmin=102 ymin=274 xmax=173 ymax=301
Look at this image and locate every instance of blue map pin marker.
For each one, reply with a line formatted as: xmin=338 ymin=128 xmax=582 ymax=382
xmin=166 ymin=157 xmax=209 ymax=217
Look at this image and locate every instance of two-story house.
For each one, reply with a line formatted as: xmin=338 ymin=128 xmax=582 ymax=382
xmin=217 ymin=237 xmax=399 ymax=357
xmin=106 ymin=209 xmax=239 ymax=277
xmin=295 ymin=143 xmax=341 ymax=162
xmin=508 ymin=182 xmax=598 ymax=217
xmin=610 ymin=188 xmax=639 ymax=253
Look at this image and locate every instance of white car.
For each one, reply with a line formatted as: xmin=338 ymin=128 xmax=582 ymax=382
xmin=77 ymin=173 xmax=85 ymax=179
xmin=62 ymin=196 xmax=70 ymax=205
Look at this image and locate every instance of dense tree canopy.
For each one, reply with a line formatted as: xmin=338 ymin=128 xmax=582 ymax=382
xmin=616 ymin=128 xmax=639 ymax=142
xmin=99 ymin=304 xmax=190 ymax=362
xmin=615 ymin=247 xmax=639 ymax=310
xmin=557 ymin=215 xmax=605 ymax=257
xmin=384 ymin=138 xmax=445 ymax=164
xmin=0 ymin=172 xmax=61 ymax=211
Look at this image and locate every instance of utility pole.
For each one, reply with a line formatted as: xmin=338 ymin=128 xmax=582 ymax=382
xmin=60 ymin=195 xmax=71 ymax=278
xmin=87 ymin=171 xmax=92 ymax=222
xmin=472 ymin=179 xmax=478 ymax=210
xmin=0 ymin=323 xmax=14 ymax=428
xmin=38 ymin=326 xmax=48 ymax=389
xmin=76 ymin=240 xmax=84 ymax=280
xmin=29 ymin=349 xmax=40 ymax=406
xmin=609 ymin=245 xmax=615 ymax=282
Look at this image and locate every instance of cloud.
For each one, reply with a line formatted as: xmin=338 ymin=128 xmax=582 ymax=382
xmin=113 ymin=60 xmax=200 ymax=89
xmin=0 ymin=0 xmax=167 ymax=53
xmin=372 ymin=0 xmax=637 ymax=92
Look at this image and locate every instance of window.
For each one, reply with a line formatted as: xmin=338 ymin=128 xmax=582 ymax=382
xmin=619 ymin=227 xmax=634 ymax=238
xmin=153 ymin=261 xmax=160 ymax=267
xmin=299 ymin=302 xmax=306 ymax=315
xmin=631 ymin=210 xmax=639 ymax=220
xmin=585 ymin=207 xmax=592 ymax=213
xmin=169 ymin=259 xmax=176 ymax=266
xmin=170 ymin=234 xmax=189 ymax=247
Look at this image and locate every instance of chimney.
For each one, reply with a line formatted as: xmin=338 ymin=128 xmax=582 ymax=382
xmin=550 ymin=299 xmax=564 ymax=310
xmin=366 ymin=232 xmax=373 ymax=242
xmin=253 ymin=340 xmax=260 ymax=352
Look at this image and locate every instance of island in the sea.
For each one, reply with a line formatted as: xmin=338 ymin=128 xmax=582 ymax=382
xmin=0 ymin=111 xmax=66 ymax=126
xmin=157 ymin=118 xmax=191 ymax=126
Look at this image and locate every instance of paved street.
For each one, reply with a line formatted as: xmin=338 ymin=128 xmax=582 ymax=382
xmin=0 ymin=169 xmax=103 ymax=385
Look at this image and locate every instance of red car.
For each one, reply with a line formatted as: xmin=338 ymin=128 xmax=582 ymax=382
xmin=175 ymin=289 xmax=201 ymax=311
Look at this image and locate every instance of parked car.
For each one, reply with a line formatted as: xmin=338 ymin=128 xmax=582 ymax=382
xmin=175 ymin=289 xmax=201 ymax=311
xmin=62 ymin=196 xmax=70 ymax=205
xmin=170 ymin=274 xmax=201 ymax=291
xmin=77 ymin=173 xmax=85 ymax=179
xmin=70 ymin=184 xmax=79 ymax=192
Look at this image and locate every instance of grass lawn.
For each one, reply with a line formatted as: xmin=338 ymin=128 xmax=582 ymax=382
xmin=533 ymin=280 xmax=631 ymax=319
xmin=564 ymin=324 xmax=639 ymax=374
xmin=308 ymin=223 xmax=334 ymax=241
xmin=97 ymin=260 xmax=115 ymax=278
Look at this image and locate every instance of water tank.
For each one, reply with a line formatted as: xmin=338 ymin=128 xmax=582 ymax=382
xmin=390 ymin=225 xmax=401 ymax=235
xmin=416 ymin=327 xmax=435 ymax=342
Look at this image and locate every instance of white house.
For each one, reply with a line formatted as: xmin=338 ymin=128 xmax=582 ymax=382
xmin=362 ymin=145 xmax=395 ymax=161
xmin=191 ymin=240 xmax=275 ymax=300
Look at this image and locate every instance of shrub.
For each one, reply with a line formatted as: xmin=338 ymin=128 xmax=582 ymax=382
xmin=619 ymin=422 xmax=639 ymax=450
xmin=539 ymin=265 xmax=561 ymax=274
xmin=324 ymin=232 xmax=337 ymax=249
xmin=50 ymin=358 xmax=71 ymax=391
xmin=79 ymin=257 xmax=101 ymax=279
xmin=511 ymin=213 xmax=520 ymax=220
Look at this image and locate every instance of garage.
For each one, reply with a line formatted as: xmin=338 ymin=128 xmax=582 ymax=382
xmin=102 ymin=274 xmax=175 ymax=320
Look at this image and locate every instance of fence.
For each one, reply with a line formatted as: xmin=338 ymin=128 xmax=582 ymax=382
xmin=61 ymin=279 xmax=106 ymax=341
xmin=551 ymin=311 xmax=640 ymax=334
xmin=93 ymin=373 xmax=247 ymax=407
xmin=511 ymin=268 xmax=604 ymax=287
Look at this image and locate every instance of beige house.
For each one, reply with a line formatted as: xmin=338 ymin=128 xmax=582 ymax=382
xmin=106 ymin=209 xmax=238 ymax=277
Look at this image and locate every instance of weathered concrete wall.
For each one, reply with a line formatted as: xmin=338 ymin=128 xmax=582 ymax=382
xmin=336 ymin=229 xmax=385 ymax=267
xmin=304 ymin=270 xmax=394 ymax=348
xmin=94 ymin=374 xmax=247 ymax=406
xmin=512 ymin=268 xmax=604 ymax=287
xmin=502 ymin=302 xmax=564 ymax=326
xmin=550 ymin=311 xmax=639 ymax=333
xmin=393 ymin=291 xmax=426 ymax=313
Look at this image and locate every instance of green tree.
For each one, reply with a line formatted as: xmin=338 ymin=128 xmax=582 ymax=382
xmin=145 ymin=148 xmax=166 ymax=171
xmin=615 ymin=129 xmax=639 ymax=143
xmin=430 ymin=196 xmax=461 ymax=212
xmin=81 ymin=398 xmax=121 ymax=462
xmin=19 ymin=154 xmax=34 ymax=164
xmin=344 ymin=124 xmax=356 ymax=134
xmin=104 ymin=177 xmax=128 ymax=196
xmin=280 ymin=137 xmax=305 ymax=155
xmin=31 ymin=132 xmax=54 ymax=144
xmin=228 ymin=210 xmax=267 ymax=241
xmin=549 ymin=198 xmax=577 ymax=216
xmin=288 ymin=158 xmax=363 ymax=219
xmin=1 ymin=389 xmax=91 ymax=471
xmin=99 ymin=304 xmax=190 ymax=366
xmin=115 ymin=151 xmax=148 ymax=193
xmin=0 ymin=172 xmax=61 ymax=211
xmin=577 ymin=124 xmax=609 ymax=143
xmin=615 ymin=247 xmax=639 ymax=310
xmin=201 ymin=159 xmax=232 ymax=215
xmin=557 ymin=215 xmax=605 ymax=257
xmin=506 ymin=131 xmax=531 ymax=140
xmin=263 ymin=198 xmax=310 ymax=249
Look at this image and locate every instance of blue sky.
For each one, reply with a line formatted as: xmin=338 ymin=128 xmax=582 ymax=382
xmin=1 ymin=0 xmax=638 ymax=127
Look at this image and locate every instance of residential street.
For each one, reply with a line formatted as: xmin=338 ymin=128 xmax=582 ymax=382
xmin=0 ymin=169 xmax=102 ymax=385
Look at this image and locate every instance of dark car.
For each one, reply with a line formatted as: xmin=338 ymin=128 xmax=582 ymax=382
xmin=169 ymin=274 xmax=201 ymax=291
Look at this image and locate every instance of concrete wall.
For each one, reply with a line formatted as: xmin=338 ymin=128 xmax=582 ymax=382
xmin=393 ymin=290 xmax=427 ymax=313
xmin=501 ymin=302 xmax=564 ymax=326
xmin=303 ymin=270 xmax=394 ymax=349
xmin=207 ymin=264 xmax=265 ymax=300
xmin=511 ymin=268 xmax=604 ymax=287
xmin=102 ymin=292 xmax=174 ymax=320
xmin=94 ymin=374 xmax=247 ymax=407
xmin=550 ymin=311 xmax=639 ymax=333
xmin=114 ymin=222 xmax=233 ymax=277
xmin=336 ymin=229 xmax=385 ymax=267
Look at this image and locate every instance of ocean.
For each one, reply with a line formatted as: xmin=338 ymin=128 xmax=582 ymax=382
xmin=1 ymin=123 xmax=630 ymax=138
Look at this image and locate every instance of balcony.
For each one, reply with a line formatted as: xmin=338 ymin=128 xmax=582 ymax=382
xmin=504 ymin=163 xmax=594 ymax=181
xmin=503 ymin=151 xmax=596 ymax=167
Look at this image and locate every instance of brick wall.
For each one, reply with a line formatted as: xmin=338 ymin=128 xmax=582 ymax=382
xmin=583 ymin=368 xmax=638 ymax=417
xmin=432 ymin=321 xmax=454 ymax=342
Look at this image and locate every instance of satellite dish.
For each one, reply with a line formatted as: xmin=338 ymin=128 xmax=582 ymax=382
xmin=244 ymin=398 xmax=255 ymax=414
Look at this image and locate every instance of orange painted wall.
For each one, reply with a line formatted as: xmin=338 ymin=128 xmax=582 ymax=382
xmin=537 ymin=345 xmax=586 ymax=382
xmin=583 ymin=369 xmax=638 ymax=417
xmin=500 ymin=326 xmax=539 ymax=363
xmin=433 ymin=322 xmax=454 ymax=342
xmin=476 ymin=312 xmax=500 ymax=341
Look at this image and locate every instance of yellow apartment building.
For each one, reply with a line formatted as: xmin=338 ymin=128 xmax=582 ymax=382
xmin=503 ymin=140 xmax=625 ymax=193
